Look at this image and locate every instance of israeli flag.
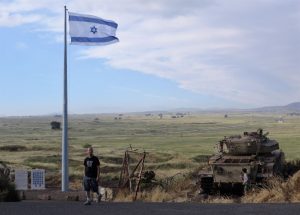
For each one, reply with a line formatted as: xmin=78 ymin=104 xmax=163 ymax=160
xmin=68 ymin=12 xmax=119 ymax=46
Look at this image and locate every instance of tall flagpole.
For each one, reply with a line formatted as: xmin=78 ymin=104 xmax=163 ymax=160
xmin=62 ymin=5 xmax=69 ymax=192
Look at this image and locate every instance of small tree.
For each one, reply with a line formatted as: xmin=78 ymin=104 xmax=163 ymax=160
xmin=0 ymin=162 xmax=20 ymax=202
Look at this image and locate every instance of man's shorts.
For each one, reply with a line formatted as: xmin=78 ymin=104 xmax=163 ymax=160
xmin=83 ymin=176 xmax=98 ymax=192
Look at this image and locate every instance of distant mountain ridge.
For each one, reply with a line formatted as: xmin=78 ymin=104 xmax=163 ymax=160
xmin=167 ymin=102 xmax=300 ymax=114
xmin=253 ymin=102 xmax=300 ymax=112
xmin=4 ymin=102 xmax=300 ymax=117
xmin=286 ymin=102 xmax=300 ymax=110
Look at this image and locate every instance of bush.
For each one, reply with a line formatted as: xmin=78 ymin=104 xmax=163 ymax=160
xmin=0 ymin=162 xmax=20 ymax=202
xmin=1 ymin=183 xmax=20 ymax=202
xmin=284 ymin=159 xmax=300 ymax=177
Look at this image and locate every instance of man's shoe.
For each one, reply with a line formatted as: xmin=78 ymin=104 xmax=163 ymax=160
xmin=84 ymin=200 xmax=91 ymax=205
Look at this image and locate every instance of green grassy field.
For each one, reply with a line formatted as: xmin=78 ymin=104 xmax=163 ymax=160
xmin=0 ymin=112 xmax=300 ymax=187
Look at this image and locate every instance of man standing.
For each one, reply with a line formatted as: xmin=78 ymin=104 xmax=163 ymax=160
xmin=83 ymin=147 xmax=100 ymax=205
xmin=241 ymin=168 xmax=250 ymax=195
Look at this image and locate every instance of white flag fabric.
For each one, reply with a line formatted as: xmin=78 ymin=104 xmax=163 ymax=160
xmin=68 ymin=12 xmax=119 ymax=46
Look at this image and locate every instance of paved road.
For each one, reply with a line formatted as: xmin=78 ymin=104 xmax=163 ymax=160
xmin=1 ymin=201 xmax=300 ymax=215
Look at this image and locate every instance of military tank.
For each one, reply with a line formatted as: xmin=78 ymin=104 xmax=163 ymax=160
xmin=198 ymin=129 xmax=285 ymax=194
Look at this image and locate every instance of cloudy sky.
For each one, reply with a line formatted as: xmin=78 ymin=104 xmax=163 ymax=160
xmin=0 ymin=0 xmax=299 ymax=115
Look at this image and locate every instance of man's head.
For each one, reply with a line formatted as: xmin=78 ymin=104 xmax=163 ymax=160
xmin=87 ymin=147 xmax=94 ymax=157
xmin=242 ymin=168 xmax=247 ymax=173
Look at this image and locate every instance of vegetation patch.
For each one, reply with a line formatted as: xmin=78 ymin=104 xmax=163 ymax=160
xmin=114 ymin=172 xmax=195 ymax=202
xmin=82 ymin=143 xmax=92 ymax=148
xmin=45 ymin=173 xmax=60 ymax=188
xmin=192 ymin=155 xmax=211 ymax=163
xmin=149 ymin=162 xmax=192 ymax=170
xmin=242 ymin=170 xmax=300 ymax=203
xmin=30 ymin=146 xmax=58 ymax=151
xmin=0 ymin=161 xmax=20 ymax=202
xmin=284 ymin=159 xmax=300 ymax=177
xmin=0 ymin=145 xmax=27 ymax=152
xmin=146 ymin=153 xmax=174 ymax=163
xmin=25 ymin=155 xmax=60 ymax=163
xmin=101 ymin=165 xmax=122 ymax=173
xmin=100 ymin=175 xmax=120 ymax=187
xmin=99 ymin=156 xmax=123 ymax=164
xmin=25 ymin=155 xmax=81 ymax=167
xmin=0 ymin=180 xmax=20 ymax=202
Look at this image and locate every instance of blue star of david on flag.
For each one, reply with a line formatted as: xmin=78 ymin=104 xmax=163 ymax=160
xmin=68 ymin=12 xmax=119 ymax=46
xmin=90 ymin=26 xmax=97 ymax=34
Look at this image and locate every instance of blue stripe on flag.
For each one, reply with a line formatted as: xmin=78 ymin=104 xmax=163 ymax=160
xmin=71 ymin=36 xmax=119 ymax=43
xmin=69 ymin=15 xmax=118 ymax=29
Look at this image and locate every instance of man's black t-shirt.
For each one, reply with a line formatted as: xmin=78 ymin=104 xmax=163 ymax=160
xmin=84 ymin=156 xmax=100 ymax=178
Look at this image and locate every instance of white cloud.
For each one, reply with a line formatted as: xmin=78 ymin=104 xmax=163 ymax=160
xmin=1 ymin=0 xmax=299 ymax=107
xmin=0 ymin=11 xmax=41 ymax=27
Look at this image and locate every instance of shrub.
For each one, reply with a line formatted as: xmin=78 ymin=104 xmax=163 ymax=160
xmin=0 ymin=162 xmax=20 ymax=202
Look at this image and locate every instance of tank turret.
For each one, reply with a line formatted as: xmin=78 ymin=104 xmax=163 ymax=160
xmin=219 ymin=128 xmax=279 ymax=155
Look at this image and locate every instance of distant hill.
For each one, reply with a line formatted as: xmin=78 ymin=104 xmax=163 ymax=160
xmin=253 ymin=102 xmax=300 ymax=113
xmin=167 ymin=102 xmax=300 ymax=114
xmin=3 ymin=102 xmax=300 ymax=117
xmin=285 ymin=102 xmax=300 ymax=110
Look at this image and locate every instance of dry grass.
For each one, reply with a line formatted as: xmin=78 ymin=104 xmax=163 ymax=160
xmin=113 ymin=169 xmax=300 ymax=203
xmin=113 ymin=189 xmax=135 ymax=202
xmin=141 ymin=187 xmax=173 ymax=202
xmin=242 ymin=170 xmax=300 ymax=203
xmin=114 ymin=174 xmax=196 ymax=202
xmin=114 ymin=187 xmax=182 ymax=202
